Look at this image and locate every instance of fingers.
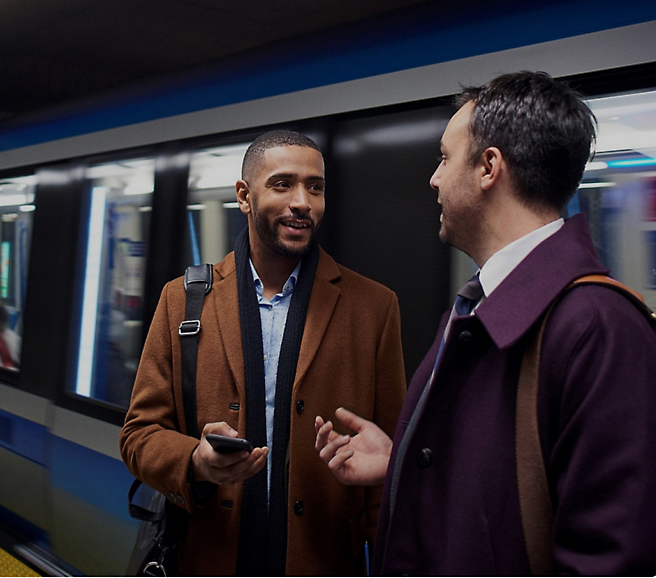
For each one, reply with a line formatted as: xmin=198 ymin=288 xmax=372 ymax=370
xmin=318 ymin=433 xmax=351 ymax=463
xmin=314 ymin=417 xmax=333 ymax=451
xmin=202 ymin=421 xmax=238 ymax=438
xmin=208 ymin=446 xmax=269 ymax=485
xmin=334 ymin=407 xmax=371 ymax=433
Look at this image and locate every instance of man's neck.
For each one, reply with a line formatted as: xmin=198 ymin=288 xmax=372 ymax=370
xmin=473 ymin=201 xmax=560 ymax=267
xmin=249 ymin=248 xmax=300 ymax=300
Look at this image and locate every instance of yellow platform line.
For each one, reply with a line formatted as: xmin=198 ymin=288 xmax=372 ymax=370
xmin=0 ymin=547 xmax=40 ymax=577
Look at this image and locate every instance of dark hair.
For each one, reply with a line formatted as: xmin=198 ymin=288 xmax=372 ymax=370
xmin=456 ymin=71 xmax=597 ymax=212
xmin=241 ymin=129 xmax=321 ymax=181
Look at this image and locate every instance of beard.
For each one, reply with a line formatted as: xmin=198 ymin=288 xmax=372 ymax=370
xmin=251 ymin=203 xmax=319 ymax=259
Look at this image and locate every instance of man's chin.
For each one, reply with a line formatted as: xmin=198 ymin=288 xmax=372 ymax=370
xmin=271 ymin=239 xmax=312 ymax=259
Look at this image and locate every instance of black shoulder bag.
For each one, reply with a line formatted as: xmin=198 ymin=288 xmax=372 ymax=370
xmin=126 ymin=264 xmax=213 ymax=577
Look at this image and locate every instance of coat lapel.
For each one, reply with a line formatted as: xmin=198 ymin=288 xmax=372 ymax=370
xmin=293 ymin=248 xmax=341 ymax=389
xmin=211 ymin=248 xmax=341 ymax=394
xmin=212 ymin=253 xmax=246 ymax=395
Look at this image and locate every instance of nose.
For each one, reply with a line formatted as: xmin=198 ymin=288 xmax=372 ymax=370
xmin=289 ymin=185 xmax=312 ymax=213
xmin=430 ymin=164 xmax=442 ymax=191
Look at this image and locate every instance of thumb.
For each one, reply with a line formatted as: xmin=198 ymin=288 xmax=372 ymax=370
xmin=334 ymin=407 xmax=370 ymax=433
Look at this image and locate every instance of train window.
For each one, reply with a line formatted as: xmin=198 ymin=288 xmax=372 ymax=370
xmin=0 ymin=174 xmax=35 ymax=371
xmin=71 ymin=158 xmax=154 ymax=407
xmin=186 ymin=143 xmax=250 ymax=266
xmin=577 ymin=89 xmax=656 ymax=310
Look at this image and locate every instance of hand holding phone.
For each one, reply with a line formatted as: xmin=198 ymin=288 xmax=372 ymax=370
xmin=206 ymin=433 xmax=253 ymax=454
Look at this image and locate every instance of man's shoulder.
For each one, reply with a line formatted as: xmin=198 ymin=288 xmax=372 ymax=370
xmin=546 ymin=281 xmax=656 ymax=352
xmin=162 ymin=252 xmax=235 ymax=300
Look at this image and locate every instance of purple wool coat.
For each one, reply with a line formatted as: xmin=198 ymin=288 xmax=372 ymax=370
xmin=373 ymin=214 xmax=656 ymax=576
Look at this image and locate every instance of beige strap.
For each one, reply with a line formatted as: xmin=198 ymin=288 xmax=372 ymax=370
xmin=516 ymin=275 xmax=653 ymax=576
xmin=517 ymin=310 xmax=557 ymax=576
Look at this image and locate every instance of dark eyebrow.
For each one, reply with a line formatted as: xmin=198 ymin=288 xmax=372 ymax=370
xmin=266 ymin=173 xmax=325 ymax=183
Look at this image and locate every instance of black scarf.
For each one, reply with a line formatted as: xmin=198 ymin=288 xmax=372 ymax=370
xmin=234 ymin=227 xmax=319 ymax=576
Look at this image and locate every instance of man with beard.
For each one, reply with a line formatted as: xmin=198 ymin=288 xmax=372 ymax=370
xmin=121 ymin=130 xmax=406 ymax=576
xmin=315 ymin=72 xmax=656 ymax=575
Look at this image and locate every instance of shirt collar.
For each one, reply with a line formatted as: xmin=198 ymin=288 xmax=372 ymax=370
xmin=249 ymin=259 xmax=302 ymax=300
xmin=479 ymin=218 xmax=564 ymax=298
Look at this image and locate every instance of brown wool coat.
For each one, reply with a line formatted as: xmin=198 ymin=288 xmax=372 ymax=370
xmin=120 ymin=247 xmax=406 ymax=576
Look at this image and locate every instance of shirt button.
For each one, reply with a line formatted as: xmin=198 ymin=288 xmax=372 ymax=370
xmin=418 ymin=448 xmax=434 ymax=468
xmin=294 ymin=500 xmax=304 ymax=515
xmin=263 ymin=354 xmax=268 ymax=361
xmin=296 ymin=399 xmax=304 ymax=414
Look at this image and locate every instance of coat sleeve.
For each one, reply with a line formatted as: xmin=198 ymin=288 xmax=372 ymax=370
xmin=540 ymin=286 xmax=656 ymax=575
xmin=119 ymin=281 xmax=200 ymax=512
xmin=365 ymin=290 xmax=407 ymax=548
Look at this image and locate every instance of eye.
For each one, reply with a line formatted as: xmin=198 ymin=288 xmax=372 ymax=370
xmin=308 ymin=183 xmax=324 ymax=195
xmin=273 ymin=181 xmax=290 ymax=190
xmin=437 ymin=155 xmax=445 ymax=165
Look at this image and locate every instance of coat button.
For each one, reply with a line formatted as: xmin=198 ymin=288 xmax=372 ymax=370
xmin=169 ymin=492 xmax=177 ymax=503
xmin=294 ymin=500 xmax=304 ymax=515
xmin=177 ymin=494 xmax=185 ymax=506
xmin=296 ymin=399 xmax=304 ymax=414
xmin=458 ymin=330 xmax=472 ymax=345
xmin=418 ymin=448 xmax=433 ymax=468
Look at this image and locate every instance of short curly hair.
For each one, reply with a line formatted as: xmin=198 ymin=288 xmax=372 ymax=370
xmin=241 ymin=130 xmax=321 ymax=182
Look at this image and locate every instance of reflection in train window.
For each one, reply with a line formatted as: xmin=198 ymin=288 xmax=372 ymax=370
xmin=0 ymin=175 xmax=35 ymax=371
xmin=186 ymin=143 xmax=250 ymax=267
xmin=72 ymin=159 xmax=153 ymax=407
xmin=575 ymin=90 xmax=656 ymax=310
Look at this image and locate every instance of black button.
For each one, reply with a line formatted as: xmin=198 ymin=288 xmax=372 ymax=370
xmin=458 ymin=330 xmax=472 ymax=345
xmin=229 ymin=403 xmax=240 ymax=411
xmin=296 ymin=399 xmax=304 ymax=414
xmin=294 ymin=500 xmax=304 ymax=515
xmin=418 ymin=448 xmax=433 ymax=468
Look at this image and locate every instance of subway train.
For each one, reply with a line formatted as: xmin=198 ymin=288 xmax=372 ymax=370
xmin=1 ymin=5 xmax=656 ymax=575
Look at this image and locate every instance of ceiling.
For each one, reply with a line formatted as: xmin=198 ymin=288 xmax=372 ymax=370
xmin=0 ymin=0 xmax=430 ymax=122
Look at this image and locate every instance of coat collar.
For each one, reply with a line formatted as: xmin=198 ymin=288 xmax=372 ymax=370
xmin=474 ymin=213 xmax=609 ymax=350
xmin=211 ymin=246 xmax=342 ymax=394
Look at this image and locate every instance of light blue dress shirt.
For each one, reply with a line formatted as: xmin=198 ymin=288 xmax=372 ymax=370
xmin=249 ymin=259 xmax=301 ymax=494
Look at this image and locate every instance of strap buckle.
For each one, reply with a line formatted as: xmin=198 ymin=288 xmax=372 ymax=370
xmin=178 ymin=320 xmax=201 ymax=336
xmin=184 ymin=264 xmax=213 ymax=294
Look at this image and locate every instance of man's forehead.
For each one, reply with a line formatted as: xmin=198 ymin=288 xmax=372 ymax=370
xmin=261 ymin=145 xmax=324 ymax=171
xmin=442 ymin=101 xmax=474 ymax=145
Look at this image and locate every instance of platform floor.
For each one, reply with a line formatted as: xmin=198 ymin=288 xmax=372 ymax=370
xmin=0 ymin=546 xmax=40 ymax=577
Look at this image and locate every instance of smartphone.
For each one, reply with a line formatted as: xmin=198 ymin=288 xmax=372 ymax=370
xmin=206 ymin=433 xmax=253 ymax=454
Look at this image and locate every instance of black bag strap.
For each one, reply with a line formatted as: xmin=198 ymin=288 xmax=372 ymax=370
xmin=179 ymin=263 xmax=213 ymax=439
xmin=516 ymin=275 xmax=655 ymax=575
xmin=128 ymin=263 xmax=213 ymax=521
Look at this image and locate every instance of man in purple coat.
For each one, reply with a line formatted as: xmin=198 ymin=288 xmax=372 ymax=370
xmin=315 ymin=71 xmax=656 ymax=575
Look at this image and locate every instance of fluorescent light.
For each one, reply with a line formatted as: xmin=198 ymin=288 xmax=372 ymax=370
xmin=19 ymin=205 xmax=35 ymax=212
xmin=76 ymin=186 xmax=107 ymax=398
xmin=607 ymin=158 xmax=656 ymax=168
xmin=585 ymin=161 xmax=608 ymax=171
xmin=0 ymin=193 xmax=31 ymax=206
xmin=578 ymin=181 xmax=616 ymax=189
xmin=187 ymin=204 xmax=206 ymax=211
xmin=223 ymin=202 xmax=240 ymax=209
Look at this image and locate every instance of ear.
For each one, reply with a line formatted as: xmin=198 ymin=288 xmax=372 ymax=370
xmin=236 ymin=180 xmax=251 ymax=215
xmin=480 ymin=147 xmax=503 ymax=191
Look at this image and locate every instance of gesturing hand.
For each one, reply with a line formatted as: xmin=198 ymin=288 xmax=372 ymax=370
xmin=192 ymin=422 xmax=268 ymax=485
xmin=314 ymin=407 xmax=392 ymax=486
